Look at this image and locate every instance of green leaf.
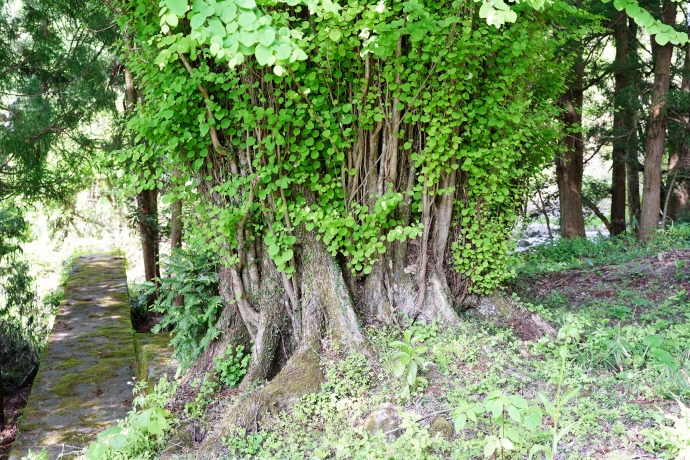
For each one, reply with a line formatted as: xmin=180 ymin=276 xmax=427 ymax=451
xmin=239 ymin=12 xmax=257 ymax=28
xmin=87 ymin=442 xmax=107 ymax=460
xmin=99 ymin=426 xmax=122 ymax=438
xmin=235 ymin=0 xmax=256 ymax=7
xmin=560 ymin=388 xmax=579 ymax=406
xmin=642 ymin=335 xmax=664 ymax=348
xmin=484 ymin=436 xmax=498 ymax=458
xmin=258 ymin=27 xmax=276 ymax=46
xmin=393 ymin=361 xmax=405 ymax=377
xmin=555 ymin=421 xmax=579 ymax=445
xmin=478 ymin=2 xmax=493 ymax=19
xmin=453 ymin=412 xmax=467 ymax=431
xmin=239 ymin=30 xmax=257 ymax=46
xmin=407 ymin=359 xmax=418 ymax=385
xmin=190 ymin=13 xmax=205 ymax=29
xmin=166 ymin=13 xmax=179 ymax=27
xmin=329 ymin=29 xmax=342 ymax=41
xmin=108 ymin=434 xmax=128 ymax=450
xmin=500 ymin=438 xmax=515 ymax=450
xmin=255 ymin=44 xmax=272 ymax=66
xmin=538 ymin=392 xmax=556 ymax=417
xmin=655 ymin=33 xmax=670 ymax=46
xmin=276 ymin=43 xmax=292 ymax=60
xmin=524 ymin=409 xmax=542 ymax=430
xmin=165 ymin=0 xmax=188 ymax=16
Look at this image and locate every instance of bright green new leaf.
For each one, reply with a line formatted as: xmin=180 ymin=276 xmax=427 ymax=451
xmin=165 ymin=0 xmax=188 ymax=16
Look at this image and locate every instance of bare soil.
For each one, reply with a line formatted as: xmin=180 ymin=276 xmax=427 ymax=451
xmin=0 ymin=383 xmax=32 ymax=460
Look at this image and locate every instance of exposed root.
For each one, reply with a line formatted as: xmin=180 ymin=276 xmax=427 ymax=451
xmin=222 ymin=346 xmax=323 ymax=431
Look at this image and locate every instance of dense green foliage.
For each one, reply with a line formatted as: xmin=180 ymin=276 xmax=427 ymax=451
xmin=118 ymin=0 xmax=568 ymax=293
xmin=150 ymin=247 xmax=222 ymax=368
xmin=0 ymin=0 xmax=118 ymax=202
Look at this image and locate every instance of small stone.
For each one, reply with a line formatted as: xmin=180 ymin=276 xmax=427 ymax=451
xmin=517 ymin=240 xmax=530 ymax=248
xmin=165 ymin=422 xmax=194 ymax=451
xmin=362 ymin=403 xmax=401 ymax=441
xmin=428 ymin=416 xmax=453 ymax=441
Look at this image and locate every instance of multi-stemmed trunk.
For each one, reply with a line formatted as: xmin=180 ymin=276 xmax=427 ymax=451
xmin=639 ymin=0 xmax=676 ymax=241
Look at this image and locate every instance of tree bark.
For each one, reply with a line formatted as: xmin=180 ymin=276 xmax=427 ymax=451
xmin=627 ymin=19 xmax=642 ymax=230
xmin=1 ymin=362 xmax=4 ymax=426
xmin=125 ymin=58 xmax=160 ymax=287
xmin=611 ymin=11 xmax=630 ymax=235
xmin=137 ymin=187 xmax=160 ymax=284
xmin=668 ymin=41 xmax=690 ymax=221
xmin=557 ymin=48 xmax=586 ymax=239
xmin=639 ymin=0 xmax=676 ymax=241
xmin=170 ymin=167 xmax=184 ymax=308
xmin=170 ymin=168 xmax=183 ymax=249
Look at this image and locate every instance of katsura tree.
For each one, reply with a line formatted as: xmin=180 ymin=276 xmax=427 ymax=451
xmin=113 ymin=0 xmax=572 ymax=425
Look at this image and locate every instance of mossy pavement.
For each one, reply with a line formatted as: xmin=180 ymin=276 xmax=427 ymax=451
xmin=9 ymin=254 xmax=136 ymax=460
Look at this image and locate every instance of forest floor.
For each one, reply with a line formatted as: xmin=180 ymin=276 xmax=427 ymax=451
xmin=152 ymin=226 xmax=690 ymax=459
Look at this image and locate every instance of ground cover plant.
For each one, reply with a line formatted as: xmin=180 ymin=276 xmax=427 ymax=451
xmin=77 ymin=228 xmax=689 ymax=459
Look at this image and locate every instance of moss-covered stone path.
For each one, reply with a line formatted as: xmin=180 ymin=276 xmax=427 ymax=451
xmin=10 ymin=254 xmax=134 ymax=459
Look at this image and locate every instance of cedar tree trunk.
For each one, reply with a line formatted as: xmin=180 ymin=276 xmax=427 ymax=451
xmin=557 ymin=52 xmax=586 ymax=238
xmin=639 ymin=0 xmax=676 ymax=241
xmin=611 ymin=11 xmax=630 ymax=235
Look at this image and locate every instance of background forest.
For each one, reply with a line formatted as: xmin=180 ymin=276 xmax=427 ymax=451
xmin=0 ymin=0 xmax=689 ymax=458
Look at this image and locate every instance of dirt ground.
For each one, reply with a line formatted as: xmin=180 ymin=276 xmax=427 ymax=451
xmin=1 ymin=383 xmax=32 ymax=460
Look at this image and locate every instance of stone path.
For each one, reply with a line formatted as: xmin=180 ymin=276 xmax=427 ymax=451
xmin=10 ymin=254 xmax=135 ymax=460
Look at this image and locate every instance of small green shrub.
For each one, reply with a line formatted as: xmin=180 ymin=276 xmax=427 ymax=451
xmin=86 ymin=377 xmax=177 ymax=460
xmin=390 ymin=330 xmax=428 ymax=396
xmin=184 ymin=373 xmax=220 ymax=419
xmin=214 ymin=344 xmax=250 ymax=388
xmin=151 ymin=245 xmax=223 ymax=368
xmin=323 ymin=352 xmax=374 ymax=398
xmin=642 ymin=372 xmax=690 ymax=458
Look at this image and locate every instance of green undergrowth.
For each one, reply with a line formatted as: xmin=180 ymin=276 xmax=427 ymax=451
xmin=511 ymin=223 xmax=690 ymax=276
xmin=83 ymin=236 xmax=690 ymax=459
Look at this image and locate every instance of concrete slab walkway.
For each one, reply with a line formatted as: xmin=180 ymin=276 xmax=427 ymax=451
xmin=10 ymin=254 xmax=134 ymax=459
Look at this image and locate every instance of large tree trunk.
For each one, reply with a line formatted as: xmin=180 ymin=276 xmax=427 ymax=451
xmin=668 ymin=41 xmax=690 ymax=221
xmin=557 ymin=51 xmax=586 ymax=239
xmin=1 ymin=362 xmax=4 ymax=426
xmin=639 ymin=0 xmax=676 ymax=241
xmin=170 ymin=168 xmax=184 ymax=308
xmin=610 ymin=11 xmax=630 ymax=236
xmin=125 ymin=59 xmax=160 ymax=286
xmin=137 ymin=187 xmax=160 ymax=284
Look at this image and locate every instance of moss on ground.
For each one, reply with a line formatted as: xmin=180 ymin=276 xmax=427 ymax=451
xmin=50 ymin=357 xmax=85 ymax=370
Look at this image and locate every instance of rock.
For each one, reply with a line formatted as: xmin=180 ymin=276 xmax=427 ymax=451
xmin=165 ymin=422 xmax=194 ymax=452
xmin=517 ymin=240 xmax=530 ymax=248
xmin=362 ymin=403 xmax=401 ymax=441
xmin=528 ymin=231 xmax=541 ymax=238
xmin=428 ymin=416 xmax=453 ymax=441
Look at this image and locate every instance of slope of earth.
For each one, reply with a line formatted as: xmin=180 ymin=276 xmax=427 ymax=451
xmin=83 ymin=230 xmax=690 ymax=459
